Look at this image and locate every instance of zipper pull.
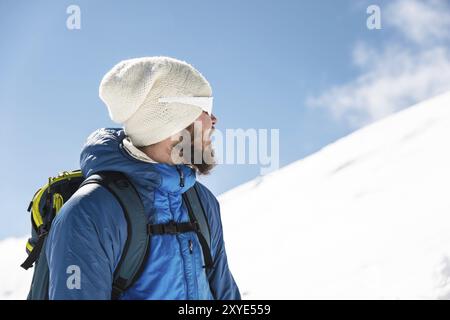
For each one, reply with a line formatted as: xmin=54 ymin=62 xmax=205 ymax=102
xmin=176 ymin=165 xmax=185 ymax=187
xmin=188 ymin=239 xmax=193 ymax=254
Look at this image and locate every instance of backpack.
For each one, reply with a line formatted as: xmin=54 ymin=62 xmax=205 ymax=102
xmin=21 ymin=169 xmax=214 ymax=300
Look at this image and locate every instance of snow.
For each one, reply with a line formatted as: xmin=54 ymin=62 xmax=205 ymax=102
xmin=0 ymin=237 xmax=32 ymax=299
xmin=220 ymin=93 xmax=450 ymax=299
xmin=2 ymin=91 xmax=450 ymax=299
xmin=218 ymin=91 xmax=450 ymax=299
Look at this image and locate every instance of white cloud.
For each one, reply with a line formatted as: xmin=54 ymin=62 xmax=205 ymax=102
xmin=307 ymin=0 xmax=450 ymax=127
xmin=386 ymin=0 xmax=450 ymax=45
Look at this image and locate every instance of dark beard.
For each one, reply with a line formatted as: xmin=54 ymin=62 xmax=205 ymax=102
xmin=189 ymin=141 xmax=216 ymax=175
xmin=175 ymin=123 xmax=216 ymax=175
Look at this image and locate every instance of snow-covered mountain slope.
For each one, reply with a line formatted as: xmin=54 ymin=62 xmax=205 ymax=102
xmin=219 ymin=91 xmax=450 ymax=299
xmin=1 ymin=91 xmax=450 ymax=299
xmin=0 ymin=237 xmax=32 ymax=299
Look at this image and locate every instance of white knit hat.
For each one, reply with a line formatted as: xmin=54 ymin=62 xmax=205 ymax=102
xmin=99 ymin=56 xmax=213 ymax=146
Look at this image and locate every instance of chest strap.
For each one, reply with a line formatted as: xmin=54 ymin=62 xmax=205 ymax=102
xmin=147 ymin=220 xmax=200 ymax=236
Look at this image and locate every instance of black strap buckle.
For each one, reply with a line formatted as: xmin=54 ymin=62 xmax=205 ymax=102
xmin=38 ymin=225 xmax=49 ymax=238
xmin=147 ymin=220 xmax=200 ymax=236
xmin=163 ymin=220 xmax=179 ymax=235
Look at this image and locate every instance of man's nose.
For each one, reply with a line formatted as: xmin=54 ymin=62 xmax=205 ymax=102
xmin=211 ymin=113 xmax=217 ymax=126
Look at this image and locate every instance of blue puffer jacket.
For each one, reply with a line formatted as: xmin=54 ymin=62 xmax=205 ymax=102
xmin=46 ymin=128 xmax=240 ymax=300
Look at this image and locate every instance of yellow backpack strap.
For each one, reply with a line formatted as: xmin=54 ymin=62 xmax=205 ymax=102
xmin=52 ymin=193 xmax=64 ymax=214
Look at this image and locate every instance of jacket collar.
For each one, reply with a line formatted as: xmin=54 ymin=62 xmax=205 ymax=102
xmin=81 ymin=128 xmax=197 ymax=196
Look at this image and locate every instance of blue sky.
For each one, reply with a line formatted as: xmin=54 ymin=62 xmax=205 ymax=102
xmin=1 ymin=0 xmax=449 ymax=239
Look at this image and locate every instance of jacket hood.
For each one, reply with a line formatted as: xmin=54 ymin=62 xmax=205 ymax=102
xmin=80 ymin=128 xmax=197 ymax=197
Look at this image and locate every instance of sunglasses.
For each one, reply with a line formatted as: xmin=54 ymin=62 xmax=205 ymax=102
xmin=158 ymin=96 xmax=213 ymax=115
